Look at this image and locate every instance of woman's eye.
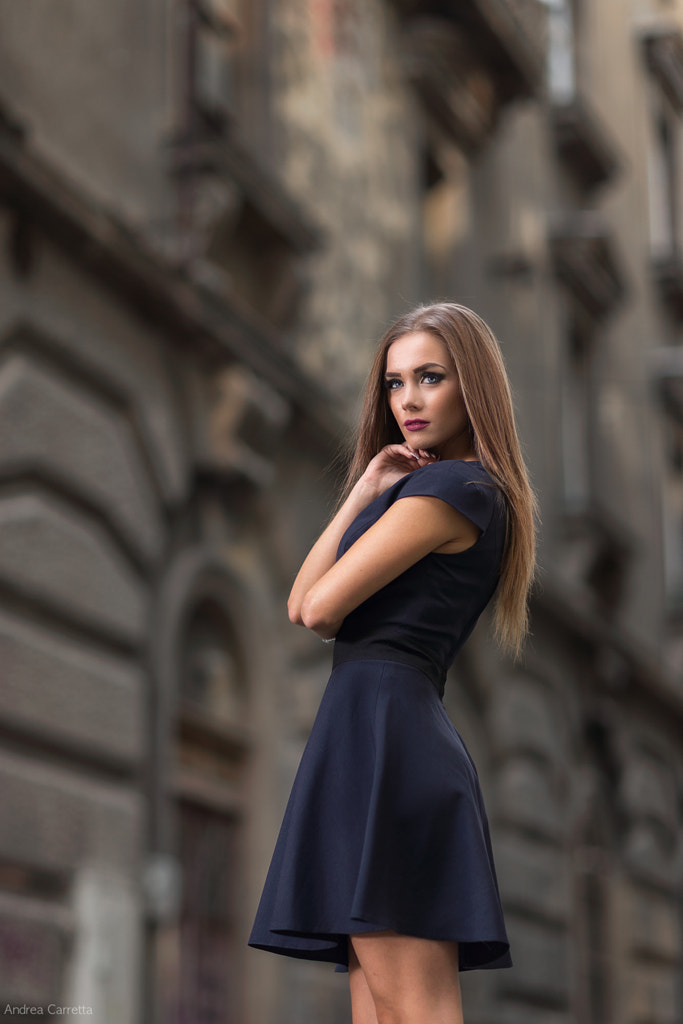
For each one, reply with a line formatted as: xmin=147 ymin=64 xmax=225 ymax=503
xmin=383 ymin=373 xmax=443 ymax=389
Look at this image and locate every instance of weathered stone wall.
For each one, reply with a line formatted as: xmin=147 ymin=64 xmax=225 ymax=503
xmin=0 ymin=0 xmax=173 ymax=224
xmin=0 ymin=209 xmax=184 ymax=1017
xmin=446 ymin=2 xmax=683 ymax=1020
xmin=270 ymin=0 xmax=423 ymax=397
xmin=1 ymin=1 xmax=682 ymax=1022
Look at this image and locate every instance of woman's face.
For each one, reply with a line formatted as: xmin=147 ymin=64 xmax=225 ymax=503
xmin=383 ymin=331 xmax=474 ymax=460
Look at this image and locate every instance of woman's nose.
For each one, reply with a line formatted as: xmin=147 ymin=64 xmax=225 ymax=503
xmin=402 ymin=384 xmax=422 ymax=409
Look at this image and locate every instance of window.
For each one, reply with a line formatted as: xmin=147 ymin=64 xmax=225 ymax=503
xmin=579 ymin=862 xmax=613 ymax=1024
xmin=181 ymin=0 xmax=241 ymax=139
xmin=420 ymin=143 xmax=471 ymax=299
xmin=547 ymin=0 xmax=583 ymax=103
xmin=559 ymin=308 xmax=632 ymax=612
xmin=560 ymin=311 xmax=593 ymax=513
xmin=642 ymin=27 xmax=683 ymax=317
xmin=177 ymin=804 xmax=242 ymax=1024
xmin=181 ymin=598 xmax=247 ymax=726
xmin=662 ymin=418 xmax=683 ymax=612
xmin=547 ymin=0 xmax=575 ymax=102
xmin=171 ymin=595 xmax=251 ymax=1024
xmin=573 ymin=721 xmax=618 ymax=1024
xmin=647 ymin=92 xmax=680 ymax=260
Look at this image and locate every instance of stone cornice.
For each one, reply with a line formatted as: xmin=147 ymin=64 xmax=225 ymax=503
xmin=532 ymin=577 xmax=683 ymax=726
xmin=394 ymin=0 xmax=546 ymax=112
xmin=0 ymin=107 xmax=345 ymax=449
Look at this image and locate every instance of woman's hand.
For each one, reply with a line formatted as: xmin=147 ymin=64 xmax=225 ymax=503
xmin=287 ymin=445 xmax=437 ymax=635
xmin=360 ymin=444 xmax=438 ymax=498
xmin=299 ymin=492 xmax=480 ymax=637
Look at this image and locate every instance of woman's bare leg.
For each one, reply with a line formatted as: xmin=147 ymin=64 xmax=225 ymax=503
xmin=348 ymin=938 xmax=379 ymax=1024
xmin=349 ymin=929 xmax=464 ymax=1024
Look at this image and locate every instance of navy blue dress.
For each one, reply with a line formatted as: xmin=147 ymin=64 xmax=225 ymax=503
xmin=248 ymin=459 xmax=512 ymax=973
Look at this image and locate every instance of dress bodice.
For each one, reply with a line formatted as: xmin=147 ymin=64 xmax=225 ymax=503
xmin=332 ymin=459 xmax=507 ymax=697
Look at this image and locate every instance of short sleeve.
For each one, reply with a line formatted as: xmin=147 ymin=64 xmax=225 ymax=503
xmin=394 ymin=461 xmax=499 ymax=533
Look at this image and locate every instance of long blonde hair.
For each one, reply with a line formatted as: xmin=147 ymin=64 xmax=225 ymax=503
xmin=341 ymin=302 xmax=538 ymax=658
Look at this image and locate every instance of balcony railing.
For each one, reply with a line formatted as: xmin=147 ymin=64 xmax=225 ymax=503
xmin=551 ymin=95 xmax=621 ymax=193
xmin=641 ymin=24 xmax=683 ymax=112
xmin=652 ymin=253 xmax=683 ymax=323
xmin=403 ymin=20 xmax=497 ymax=153
xmin=396 ymin=0 xmax=545 ymax=98
xmin=651 ymin=346 xmax=683 ymax=426
xmin=549 ymin=213 xmax=626 ymax=322
xmin=393 ymin=0 xmax=546 ymax=149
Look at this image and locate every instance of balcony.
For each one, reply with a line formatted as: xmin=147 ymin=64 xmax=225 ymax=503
xmin=652 ymin=253 xmax=683 ymax=323
xmin=549 ymin=213 xmax=626 ymax=322
xmin=641 ymin=25 xmax=683 ymax=112
xmin=398 ymin=0 xmax=544 ymax=97
xmin=168 ymin=132 xmax=322 ymax=330
xmin=651 ymin=346 xmax=683 ymax=426
xmin=551 ymin=95 xmax=621 ymax=193
xmin=394 ymin=1 xmax=545 ymax=150
xmin=403 ymin=20 xmax=497 ymax=152
xmin=558 ymin=505 xmax=635 ymax=618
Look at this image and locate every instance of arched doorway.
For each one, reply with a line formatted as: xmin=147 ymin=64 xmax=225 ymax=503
xmin=152 ymin=550 xmax=253 ymax=1024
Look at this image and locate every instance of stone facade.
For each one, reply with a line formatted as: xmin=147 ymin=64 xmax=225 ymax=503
xmin=0 ymin=2 xmax=681 ymax=1024
xmin=269 ymin=0 xmax=422 ymax=393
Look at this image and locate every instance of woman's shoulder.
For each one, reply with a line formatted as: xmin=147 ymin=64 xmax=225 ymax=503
xmin=394 ymin=459 xmax=504 ymax=533
xmin=397 ymin=458 xmax=495 ymax=491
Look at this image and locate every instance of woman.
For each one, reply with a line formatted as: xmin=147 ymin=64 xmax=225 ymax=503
xmin=249 ymin=303 xmax=537 ymax=1024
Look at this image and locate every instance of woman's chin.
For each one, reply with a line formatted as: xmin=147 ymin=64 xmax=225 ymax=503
xmin=403 ymin=434 xmax=431 ymax=449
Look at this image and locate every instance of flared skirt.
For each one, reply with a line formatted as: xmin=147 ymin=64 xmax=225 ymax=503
xmin=248 ymin=659 xmax=511 ymax=973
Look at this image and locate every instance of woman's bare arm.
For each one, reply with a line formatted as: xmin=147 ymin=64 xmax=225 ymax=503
xmin=299 ymin=493 xmax=480 ymax=639
xmin=288 ymin=444 xmax=435 ymax=626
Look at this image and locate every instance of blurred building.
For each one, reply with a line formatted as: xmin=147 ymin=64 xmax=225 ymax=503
xmin=0 ymin=2 xmax=681 ymax=1024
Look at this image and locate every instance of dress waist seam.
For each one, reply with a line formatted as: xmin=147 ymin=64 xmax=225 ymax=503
xmin=332 ymin=647 xmax=445 ymax=698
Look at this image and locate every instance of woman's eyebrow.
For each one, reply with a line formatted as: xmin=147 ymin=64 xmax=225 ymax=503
xmin=384 ymin=362 xmax=448 ymax=377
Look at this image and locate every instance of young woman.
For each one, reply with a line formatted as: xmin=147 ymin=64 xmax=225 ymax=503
xmin=249 ymin=303 xmax=537 ymax=1024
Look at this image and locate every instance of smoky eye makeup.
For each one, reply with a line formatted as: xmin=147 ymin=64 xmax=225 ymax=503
xmin=383 ymin=370 xmax=445 ymax=389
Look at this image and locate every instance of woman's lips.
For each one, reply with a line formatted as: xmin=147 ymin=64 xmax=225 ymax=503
xmin=404 ymin=420 xmax=429 ymax=431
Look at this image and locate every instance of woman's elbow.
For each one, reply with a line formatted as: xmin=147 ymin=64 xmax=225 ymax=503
xmin=300 ymin=591 xmax=334 ymax=634
xmin=287 ymin=596 xmax=304 ymax=626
